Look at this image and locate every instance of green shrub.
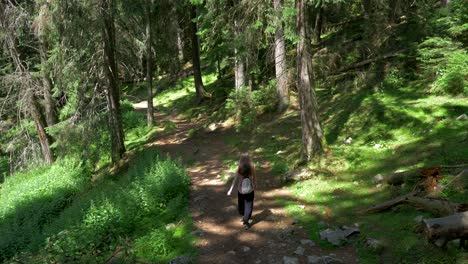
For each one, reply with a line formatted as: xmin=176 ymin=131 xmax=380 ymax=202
xmin=0 ymin=158 xmax=89 ymax=262
xmin=252 ymin=80 xmax=279 ymax=113
xmin=121 ymin=99 xmax=146 ymax=130
xmin=225 ymin=88 xmax=257 ymax=131
xmin=37 ymin=150 xmax=192 ymax=263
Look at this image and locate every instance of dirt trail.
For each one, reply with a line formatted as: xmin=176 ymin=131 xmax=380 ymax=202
xmin=145 ymin=111 xmax=358 ymax=264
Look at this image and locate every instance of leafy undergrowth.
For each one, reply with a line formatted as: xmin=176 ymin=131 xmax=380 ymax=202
xmin=278 ymin=85 xmax=468 ymax=263
xmin=0 ymin=150 xmax=195 ymax=263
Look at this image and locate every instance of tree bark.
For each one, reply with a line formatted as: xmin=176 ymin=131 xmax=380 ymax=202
xmin=440 ymin=0 xmax=451 ymax=7
xmin=356 ymin=192 xmax=466 ymax=217
xmin=190 ymin=4 xmax=208 ymax=103
xmin=313 ymin=6 xmax=323 ymax=43
xmin=234 ymin=17 xmax=246 ymax=91
xmin=423 ymin=212 xmax=468 ymax=248
xmin=296 ymin=0 xmax=324 ymax=161
xmin=234 ymin=48 xmax=246 ymax=91
xmin=100 ymin=0 xmax=126 ymax=164
xmin=38 ymin=37 xmax=57 ymax=127
xmin=273 ymin=0 xmax=289 ymax=112
xmin=145 ymin=0 xmax=154 ymax=127
xmin=361 ymin=0 xmax=371 ymax=18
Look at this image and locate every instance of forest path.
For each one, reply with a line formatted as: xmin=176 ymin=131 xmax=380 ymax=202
xmin=142 ymin=109 xmax=358 ymax=264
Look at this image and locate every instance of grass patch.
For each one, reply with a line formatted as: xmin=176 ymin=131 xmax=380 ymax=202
xmin=0 ymin=158 xmax=89 ymax=262
xmin=0 ymin=150 xmax=195 ymax=263
xmin=278 ymin=85 xmax=468 ymax=262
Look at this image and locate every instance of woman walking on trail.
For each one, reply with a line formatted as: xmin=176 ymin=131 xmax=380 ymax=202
xmin=227 ymin=152 xmax=257 ymax=229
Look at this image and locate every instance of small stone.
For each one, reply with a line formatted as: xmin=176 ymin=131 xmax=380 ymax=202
xmin=276 ymin=150 xmax=286 ymax=154
xmin=414 ymin=215 xmax=424 ymax=223
xmin=353 ymin=181 xmax=359 ymax=185
xmin=376 ymin=183 xmax=383 ymax=188
xmin=365 ymin=238 xmax=384 ymax=253
xmin=190 ymin=230 xmax=204 ymax=236
xmin=166 ymin=223 xmax=176 ymax=230
xmin=168 ymin=256 xmax=192 ymax=264
xmin=298 ymin=205 xmax=306 ymax=209
xmin=300 ymin=239 xmax=316 ymax=246
xmin=227 ymin=250 xmax=236 ymax=255
xmin=322 ymin=256 xmax=344 ymax=264
xmin=373 ymin=143 xmax=382 ymax=149
xmin=242 ymin=246 xmax=251 ymax=252
xmin=255 ymin=260 xmax=262 ymax=264
xmin=283 ymin=256 xmax=299 ymax=264
xmin=307 ymin=255 xmax=321 ymax=264
xmin=208 ymin=123 xmax=218 ymax=132
xmin=373 ymin=174 xmax=384 ymax=183
xmin=344 ymin=137 xmax=353 ymax=144
xmin=294 ymin=246 xmax=305 ymax=255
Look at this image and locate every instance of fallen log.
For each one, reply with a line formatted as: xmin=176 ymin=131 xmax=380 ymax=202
xmin=405 ymin=196 xmax=462 ymax=217
xmin=355 ymin=191 xmax=417 ymax=215
xmin=356 ymin=192 xmax=466 ymax=216
xmin=335 ymin=50 xmax=404 ymax=73
xmin=423 ymin=211 xmax=468 ymax=248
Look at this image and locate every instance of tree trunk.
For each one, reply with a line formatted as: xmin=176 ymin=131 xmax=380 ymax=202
xmin=190 ymin=4 xmax=208 ymax=103
xmin=234 ymin=49 xmax=246 ymax=91
xmin=361 ymin=0 xmax=371 ymax=18
xmin=100 ymin=0 xmax=126 ymax=164
xmin=38 ymin=37 xmax=57 ymax=127
xmin=28 ymin=91 xmax=54 ymax=164
xmin=423 ymin=212 xmax=468 ymax=248
xmin=145 ymin=0 xmax=154 ymax=127
xmin=388 ymin=0 xmax=400 ymax=23
xmin=313 ymin=6 xmax=323 ymax=43
xmin=234 ymin=17 xmax=246 ymax=91
xmin=296 ymin=0 xmax=324 ymax=161
xmin=273 ymin=0 xmax=289 ymax=112
xmin=440 ymin=0 xmax=451 ymax=7
xmin=1 ymin=2 xmax=54 ymax=164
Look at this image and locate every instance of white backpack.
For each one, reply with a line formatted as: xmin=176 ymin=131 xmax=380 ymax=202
xmin=240 ymin=177 xmax=253 ymax=194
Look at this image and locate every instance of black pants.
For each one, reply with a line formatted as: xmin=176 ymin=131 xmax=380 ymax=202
xmin=238 ymin=191 xmax=255 ymax=224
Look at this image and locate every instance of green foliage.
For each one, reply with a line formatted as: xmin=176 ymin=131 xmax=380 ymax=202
xmin=48 ymin=116 xmax=111 ymax=168
xmin=0 ymin=155 xmax=8 ymax=182
xmin=225 ymin=88 xmax=257 ymax=132
xmin=1 ymin=150 xmax=193 ymax=263
xmin=418 ymin=37 xmax=468 ymax=95
xmin=121 ymin=99 xmax=146 ymax=131
xmin=0 ymin=158 xmax=89 ymax=262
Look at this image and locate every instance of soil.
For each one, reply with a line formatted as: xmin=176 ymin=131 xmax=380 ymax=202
xmin=143 ymin=110 xmax=359 ymax=264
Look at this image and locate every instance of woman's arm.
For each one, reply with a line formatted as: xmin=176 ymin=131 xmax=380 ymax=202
xmin=252 ymin=163 xmax=257 ymax=190
xmin=227 ymin=172 xmax=238 ymax=196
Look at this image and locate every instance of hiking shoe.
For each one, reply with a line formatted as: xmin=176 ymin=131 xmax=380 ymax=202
xmin=243 ymin=222 xmax=251 ymax=230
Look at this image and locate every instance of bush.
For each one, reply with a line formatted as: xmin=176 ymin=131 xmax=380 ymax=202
xmin=38 ymin=150 xmax=192 ymax=263
xmin=121 ymin=99 xmax=146 ymax=130
xmin=0 ymin=158 xmax=89 ymax=262
xmin=225 ymin=88 xmax=257 ymax=131
xmin=418 ymin=37 xmax=467 ymax=95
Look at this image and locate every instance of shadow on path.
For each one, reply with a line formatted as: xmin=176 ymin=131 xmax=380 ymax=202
xmin=142 ymin=111 xmax=359 ymax=264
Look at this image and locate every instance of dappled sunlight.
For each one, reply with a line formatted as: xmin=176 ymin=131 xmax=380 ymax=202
xmin=147 ymin=111 xmax=360 ymax=263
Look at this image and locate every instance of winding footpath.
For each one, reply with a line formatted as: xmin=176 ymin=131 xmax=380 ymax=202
xmin=142 ymin=110 xmax=359 ymax=264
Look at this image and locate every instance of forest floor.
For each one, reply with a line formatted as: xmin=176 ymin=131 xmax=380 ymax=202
xmin=134 ymin=102 xmax=359 ymax=264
